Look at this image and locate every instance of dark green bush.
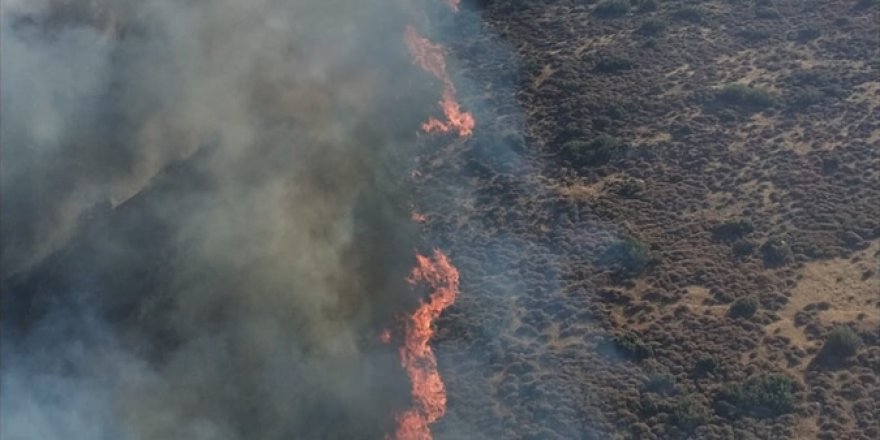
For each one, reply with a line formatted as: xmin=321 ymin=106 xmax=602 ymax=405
xmin=673 ymin=6 xmax=705 ymax=23
xmin=599 ymin=236 xmax=657 ymax=276
xmin=595 ymin=56 xmax=636 ymax=73
xmin=718 ymin=374 xmax=795 ymax=418
xmin=736 ymin=27 xmax=771 ymax=42
xmin=755 ymin=7 xmax=781 ymax=19
xmin=729 ymin=296 xmax=759 ymax=319
xmin=788 ymin=87 xmax=826 ymax=110
xmin=732 ymin=239 xmax=756 ymax=258
xmin=637 ymin=18 xmax=667 ymax=36
xmin=617 ymin=178 xmax=642 ymax=198
xmin=694 ymin=354 xmax=718 ymax=375
xmin=818 ymin=326 xmax=862 ymax=361
xmin=760 ymin=237 xmax=793 ymax=266
xmin=562 ymin=135 xmax=625 ymax=167
xmin=672 ymin=395 xmax=710 ymax=431
xmin=717 ymin=84 xmax=777 ymax=109
xmin=594 ymin=0 xmax=631 ymax=18
xmin=608 ymin=331 xmax=654 ymax=361
xmin=712 ymin=219 xmax=754 ymax=241
xmin=643 ymin=372 xmax=676 ymax=394
xmin=795 ymin=26 xmax=821 ymax=42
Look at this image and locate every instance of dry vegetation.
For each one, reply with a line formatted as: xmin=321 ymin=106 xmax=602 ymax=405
xmin=415 ymin=0 xmax=879 ymax=438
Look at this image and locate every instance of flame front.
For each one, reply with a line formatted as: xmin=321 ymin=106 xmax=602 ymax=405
xmin=393 ymin=250 xmax=460 ymax=440
xmin=404 ymin=26 xmax=474 ymax=138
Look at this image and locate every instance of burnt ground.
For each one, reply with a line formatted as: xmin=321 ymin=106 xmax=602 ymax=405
xmin=415 ymin=1 xmax=880 ymax=439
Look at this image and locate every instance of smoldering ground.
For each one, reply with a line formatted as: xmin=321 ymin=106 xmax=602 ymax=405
xmin=1 ymin=0 xmax=446 ymax=438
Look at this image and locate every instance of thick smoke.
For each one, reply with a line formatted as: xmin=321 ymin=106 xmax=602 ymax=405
xmin=2 ymin=0 xmax=440 ymax=438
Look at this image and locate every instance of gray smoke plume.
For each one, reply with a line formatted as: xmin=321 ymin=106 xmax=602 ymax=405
xmin=1 ymin=0 xmax=441 ymax=438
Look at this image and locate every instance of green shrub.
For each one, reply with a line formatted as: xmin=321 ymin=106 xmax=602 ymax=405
xmin=594 ymin=0 xmax=631 ymax=18
xmin=643 ymin=372 xmax=676 ymax=394
xmin=617 ymin=178 xmax=642 ymax=198
xmin=760 ymin=237 xmax=793 ymax=266
xmin=562 ymin=135 xmax=625 ymax=167
xmin=736 ymin=27 xmax=771 ymax=42
xmin=672 ymin=395 xmax=710 ymax=431
xmin=818 ymin=326 xmax=862 ymax=360
xmin=717 ymin=84 xmax=777 ymax=109
xmin=695 ymin=354 xmax=719 ymax=375
xmin=712 ymin=219 xmax=754 ymax=241
xmin=637 ymin=18 xmax=667 ymax=36
xmin=718 ymin=374 xmax=795 ymax=418
xmin=673 ymin=6 xmax=705 ymax=23
xmin=595 ymin=56 xmax=636 ymax=73
xmin=788 ymin=87 xmax=826 ymax=110
xmin=755 ymin=7 xmax=781 ymax=19
xmin=729 ymin=296 xmax=759 ymax=319
xmin=608 ymin=331 xmax=654 ymax=361
xmin=795 ymin=26 xmax=821 ymax=43
xmin=599 ymin=236 xmax=657 ymax=275
xmin=732 ymin=240 xmax=756 ymax=258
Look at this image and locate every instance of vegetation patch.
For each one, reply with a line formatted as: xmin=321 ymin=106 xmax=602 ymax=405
xmin=728 ymin=296 xmax=759 ymax=319
xmin=817 ymin=326 xmax=862 ymax=364
xmin=760 ymin=237 xmax=793 ymax=266
xmin=716 ymin=374 xmax=796 ymax=418
xmin=593 ymin=0 xmax=631 ymax=18
xmin=561 ymin=135 xmax=626 ymax=167
xmin=711 ymin=219 xmax=754 ymax=241
xmin=600 ymin=331 xmax=654 ymax=361
xmin=716 ymin=84 xmax=777 ymax=109
xmin=595 ymin=56 xmax=636 ymax=73
xmin=598 ymin=235 xmax=657 ymax=276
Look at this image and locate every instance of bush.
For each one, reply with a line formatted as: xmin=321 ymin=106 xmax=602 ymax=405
xmin=606 ymin=331 xmax=654 ymax=361
xmin=593 ymin=0 xmax=631 ymax=18
xmin=788 ymin=87 xmax=826 ymax=110
xmin=818 ymin=326 xmax=862 ymax=361
xmin=729 ymin=296 xmax=759 ymax=319
xmin=795 ymin=26 xmax=821 ymax=43
xmin=673 ymin=6 xmax=705 ymax=23
xmin=694 ymin=354 xmax=719 ymax=375
xmin=672 ymin=395 xmax=710 ymax=431
xmin=760 ymin=237 xmax=793 ymax=266
xmin=599 ymin=236 xmax=657 ymax=276
xmin=736 ymin=27 xmax=771 ymax=42
xmin=643 ymin=372 xmax=676 ymax=394
xmin=595 ymin=56 xmax=636 ymax=73
xmin=755 ymin=7 xmax=781 ymax=19
xmin=718 ymin=374 xmax=795 ymax=418
xmin=712 ymin=219 xmax=754 ymax=241
xmin=637 ymin=18 xmax=667 ymax=36
xmin=732 ymin=239 xmax=756 ymax=258
xmin=717 ymin=84 xmax=777 ymax=109
xmin=617 ymin=178 xmax=642 ymax=198
xmin=562 ymin=135 xmax=625 ymax=167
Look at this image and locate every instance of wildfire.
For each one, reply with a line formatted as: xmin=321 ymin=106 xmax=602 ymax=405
xmin=410 ymin=211 xmax=428 ymax=223
xmin=394 ymin=250 xmax=460 ymax=440
xmin=404 ymin=26 xmax=474 ymax=138
xmin=446 ymin=0 xmax=461 ymax=13
xmin=380 ymin=328 xmax=392 ymax=344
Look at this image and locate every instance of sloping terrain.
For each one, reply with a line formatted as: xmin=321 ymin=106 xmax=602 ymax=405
xmin=414 ymin=0 xmax=879 ymax=438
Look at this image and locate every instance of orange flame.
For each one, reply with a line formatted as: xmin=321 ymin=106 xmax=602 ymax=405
xmin=404 ymin=26 xmax=474 ymax=138
xmin=411 ymin=211 xmax=428 ymax=223
xmin=393 ymin=250 xmax=460 ymax=440
xmin=380 ymin=328 xmax=392 ymax=344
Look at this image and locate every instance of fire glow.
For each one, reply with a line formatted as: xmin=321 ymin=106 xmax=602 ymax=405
xmin=404 ymin=26 xmax=474 ymax=138
xmin=393 ymin=251 xmax=460 ymax=440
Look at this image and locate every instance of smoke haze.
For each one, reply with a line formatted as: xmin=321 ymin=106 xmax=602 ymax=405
xmin=1 ymin=0 xmax=446 ymax=438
